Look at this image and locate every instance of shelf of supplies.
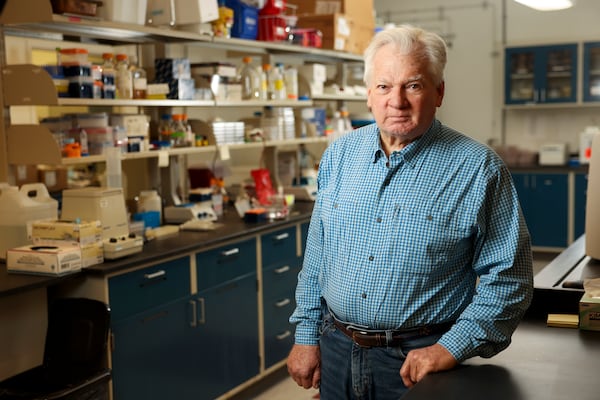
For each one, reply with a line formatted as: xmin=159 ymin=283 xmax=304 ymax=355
xmin=60 ymin=137 xmax=328 ymax=165
xmin=312 ymin=94 xmax=367 ymax=102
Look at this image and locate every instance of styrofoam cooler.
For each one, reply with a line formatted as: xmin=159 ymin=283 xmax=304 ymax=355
xmin=0 ymin=183 xmax=58 ymax=260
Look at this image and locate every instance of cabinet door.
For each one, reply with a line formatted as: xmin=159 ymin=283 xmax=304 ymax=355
xmin=575 ymin=172 xmax=588 ymax=239
xmin=111 ymin=298 xmax=197 ymax=400
xmin=583 ymin=42 xmax=600 ymax=102
xmin=505 ymin=45 xmax=577 ymax=105
xmin=191 ymin=275 xmax=259 ymax=399
xmin=514 ymin=173 xmax=569 ymax=248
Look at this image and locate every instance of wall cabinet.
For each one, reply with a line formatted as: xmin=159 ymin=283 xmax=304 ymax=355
xmin=504 ymin=44 xmax=577 ymax=105
xmin=583 ymin=42 xmax=600 ymax=102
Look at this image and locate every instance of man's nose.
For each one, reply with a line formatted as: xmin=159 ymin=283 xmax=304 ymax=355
xmin=389 ymin=87 xmax=407 ymax=108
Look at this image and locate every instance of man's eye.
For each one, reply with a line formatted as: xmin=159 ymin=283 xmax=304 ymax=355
xmin=377 ymin=84 xmax=388 ymax=90
xmin=406 ymin=83 xmax=422 ymax=91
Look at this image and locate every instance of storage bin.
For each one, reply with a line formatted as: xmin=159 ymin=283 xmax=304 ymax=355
xmin=258 ymin=14 xmax=297 ymax=42
xmin=225 ymin=0 xmax=259 ymax=39
xmin=51 ymin=0 xmax=102 ymax=17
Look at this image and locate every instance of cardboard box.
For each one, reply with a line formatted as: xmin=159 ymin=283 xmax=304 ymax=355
xmin=295 ymin=0 xmax=375 ymax=27
xmin=7 ymin=244 xmax=82 ymax=276
xmin=31 ymin=220 xmax=103 ymax=246
xmin=297 ymin=63 xmax=328 ymax=83
xmin=579 ymin=293 xmax=600 ymax=331
xmin=296 ymin=14 xmax=352 ymax=52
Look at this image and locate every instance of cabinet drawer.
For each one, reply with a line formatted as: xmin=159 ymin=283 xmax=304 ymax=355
xmin=261 ymin=226 xmax=297 ymax=269
xmin=196 ymin=238 xmax=257 ymax=291
xmin=109 ymin=256 xmax=191 ymax=322
xmin=263 ymin=262 xmax=300 ymax=302
xmin=264 ymin=296 xmax=295 ymax=368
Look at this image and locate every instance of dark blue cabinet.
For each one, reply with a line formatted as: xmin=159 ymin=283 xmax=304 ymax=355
xmin=512 ymin=172 xmax=569 ymax=247
xmin=583 ymin=42 xmax=600 ymax=102
xmin=505 ymin=44 xmax=577 ymax=105
xmin=261 ymin=226 xmax=299 ymax=368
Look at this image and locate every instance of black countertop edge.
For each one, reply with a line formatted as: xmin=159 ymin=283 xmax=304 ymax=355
xmin=0 ymin=202 xmax=314 ymax=298
xmin=534 ymin=234 xmax=586 ymax=289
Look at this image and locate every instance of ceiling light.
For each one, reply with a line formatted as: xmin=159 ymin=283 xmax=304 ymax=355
xmin=514 ymin=0 xmax=574 ymax=11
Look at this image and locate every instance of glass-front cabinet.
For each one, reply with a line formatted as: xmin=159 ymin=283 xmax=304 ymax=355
xmin=583 ymin=42 xmax=600 ymax=102
xmin=505 ymin=44 xmax=577 ymax=105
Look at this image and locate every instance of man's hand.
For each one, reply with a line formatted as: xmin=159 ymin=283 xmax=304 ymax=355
xmin=287 ymin=344 xmax=321 ymax=389
xmin=399 ymin=343 xmax=458 ymax=387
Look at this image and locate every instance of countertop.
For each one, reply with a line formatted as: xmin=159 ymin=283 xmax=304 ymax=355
xmin=402 ymin=318 xmax=600 ymax=400
xmin=0 ymin=202 xmax=314 ymax=298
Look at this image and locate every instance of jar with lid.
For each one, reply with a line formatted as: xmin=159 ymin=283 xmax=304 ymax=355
xmin=238 ymin=56 xmax=261 ymax=100
xmin=158 ymin=114 xmax=173 ymax=145
xmin=115 ymin=54 xmax=133 ymax=99
xmin=129 ymin=55 xmax=147 ymax=99
xmin=171 ymin=114 xmax=188 ymax=147
xmin=101 ymin=53 xmax=116 ymax=99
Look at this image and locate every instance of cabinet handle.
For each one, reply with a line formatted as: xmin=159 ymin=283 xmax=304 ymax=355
xmin=274 ymin=233 xmax=290 ymax=241
xmin=197 ymin=297 xmax=206 ymax=324
xmin=144 ymin=270 xmax=166 ymax=280
xmin=276 ymin=330 xmax=292 ymax=340
xmin=274 ymin=265 xmax=290 ymax=274
xmin=275 ymin=298 xmax=291 ymax=308
xmin=221 ymin=248 xmax=240 ymax=257
xmin=189 ymin=300 xmax=197 ymax=328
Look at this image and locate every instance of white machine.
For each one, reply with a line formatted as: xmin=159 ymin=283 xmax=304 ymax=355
xmin=61 ymin=187 xmax=143 ymax=260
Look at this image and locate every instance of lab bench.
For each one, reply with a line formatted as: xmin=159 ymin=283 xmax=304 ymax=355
xmin=0 ymin=202 xmax=314 ymax=400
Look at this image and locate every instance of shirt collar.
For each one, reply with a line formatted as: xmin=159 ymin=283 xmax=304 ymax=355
xmin=372 ymin=119 xmax=441 ymax=167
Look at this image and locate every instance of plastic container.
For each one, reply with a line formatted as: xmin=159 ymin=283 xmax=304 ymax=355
xmin=62 ymin=63 xmax=92 ymax=77
xmin=68 ymin=76 xmax=94 ymax=98
xmin=59 ymin=48 xmax=89 ymax=65
xmin=226 ymin=0 xmax=259 ymax=39
xmin=137 ymin=190 xmax=162 ymax=228
xmin=0 ymin=183 xmax=58 ymax=260
xmin=238 ymin=56 xmax=261 ymax=100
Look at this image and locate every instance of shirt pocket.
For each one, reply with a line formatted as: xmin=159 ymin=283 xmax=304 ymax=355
xmin=393 ymin=206 xmax=474 ymax=276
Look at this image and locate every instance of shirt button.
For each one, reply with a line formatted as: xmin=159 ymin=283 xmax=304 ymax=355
xmin=361 ymin=293 xmax=367 ymax=299
xmin=369 ymin=256 xmax=374 ymax=261
xmin=376 ymin=217 xmax=382 ymax=223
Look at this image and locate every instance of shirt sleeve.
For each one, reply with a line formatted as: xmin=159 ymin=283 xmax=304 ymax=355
xmin=437 ymin=163 xmax=534 ymax=362
xmin=288 ymin=147 xmax=332 ymax=345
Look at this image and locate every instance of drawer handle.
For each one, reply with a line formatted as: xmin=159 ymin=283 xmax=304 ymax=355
xmin=274 ymin=233 xmax=290 ymax=241
xmin=189 ymin=300 xmax=197 ymax=328
xmin=274 ymin=265 xmax=290 ymax=274
xmin=197 ymin=297 xmax=206 ymax=324
xmin=221 ymin=248 xmax=240 ymax=257
xmin=275 ymin=298 xmax=291 ymax=308
xmin=144 ymin=270 xmax=166 ymax=280
xmin=276 ymin=330 xmax=292 ymax=340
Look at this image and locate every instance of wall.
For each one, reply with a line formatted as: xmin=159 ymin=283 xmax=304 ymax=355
xmin=374 ymin=0 xmax=600 ymax=154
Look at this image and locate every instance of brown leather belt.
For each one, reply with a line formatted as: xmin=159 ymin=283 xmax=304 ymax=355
xmin=332 ymin=318 xmax=454 ymax=348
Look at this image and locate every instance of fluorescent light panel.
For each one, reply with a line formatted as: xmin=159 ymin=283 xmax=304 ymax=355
xmin=514 ymin=0 xmax=574 ymax=11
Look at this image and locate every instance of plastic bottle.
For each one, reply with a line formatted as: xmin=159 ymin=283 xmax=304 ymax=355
xmin=101 ymin=53 xmax=116 ymax=99
xmin=272 ymin=63 xmax=287 ymax=100
xmin=182 ymin=114 xmax=194 ymax=146
xmin=130 ymin=55 xmax=147 ymax=99
xmin=138 ymin=190 xmax=162 ymax=227
xmin=171 ymin=114 xmax=188 ymax=147
xmin=261 ymin=106 xmax=281 ymax=140
xmin=239 ymin=56 xmax=261 ymax=100
xmin=284 ymin=65 xmax=298 ymax=100
xmin=329 ymin=111 xmax=346 ymax=143
xmin=340 ymin=108 xmax=353 ymax=132
xmin=263 ymin=63 xmax=274 ymax=100
xmin=158 ymin=114 xmax=173 ymax=146
xmin=115 ymin=54 xmax=133 ymax=99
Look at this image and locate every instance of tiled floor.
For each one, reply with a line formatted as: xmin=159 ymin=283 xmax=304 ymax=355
xmin=230 ymin=252 xmax=557 ymax=400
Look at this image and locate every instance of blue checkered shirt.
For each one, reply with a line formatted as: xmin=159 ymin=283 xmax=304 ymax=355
xmin=290 ymin=119 xmax=534 ymax=362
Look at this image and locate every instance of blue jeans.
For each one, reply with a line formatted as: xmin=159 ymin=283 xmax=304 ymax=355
xmin=319 ymin=310 xmax=445 ymax=400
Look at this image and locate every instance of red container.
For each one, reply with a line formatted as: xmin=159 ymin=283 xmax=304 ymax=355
xmin=258 ymin=14 xmax=297 ymax=42
xmin=261 ymin=0 xmax=286 ymax=15
xmin=291 ymin=28 xmax=322 ymax=48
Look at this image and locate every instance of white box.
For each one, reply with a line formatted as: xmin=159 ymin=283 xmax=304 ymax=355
xmin=298 ymin=64 xmax=327 ymax=83
xmin=110 ymin=114 xmax=150 ymax=137
xmin=539 ymin=143 xmax=568 ymax=166
xmin=99 ymin=0 xmax=148 ymax=25
xmin=31 ymin=220 xmax=102 ymax=246
xmin=174 ymin=0 xmax=219 ymax=25
xmin=7 ymin=244 xmax=82 ymax=276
